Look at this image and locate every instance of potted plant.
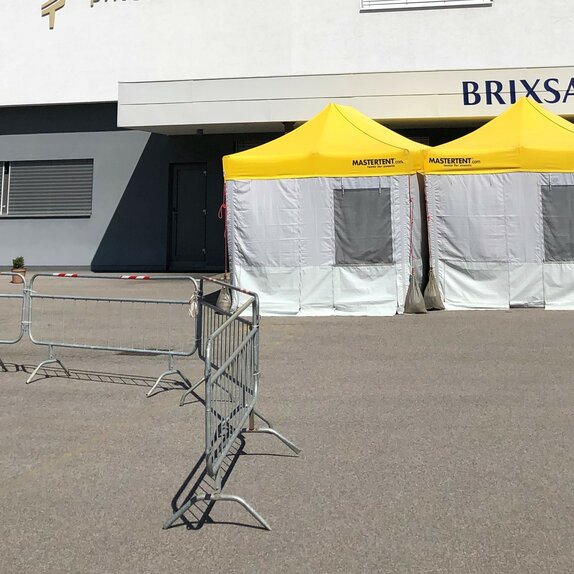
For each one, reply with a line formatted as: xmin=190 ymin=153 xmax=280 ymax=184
xmin=11 ymin=256 xmax=26 ymax=284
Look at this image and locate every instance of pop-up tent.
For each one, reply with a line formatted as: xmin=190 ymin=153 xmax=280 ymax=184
xmin=223 ymin=103 xmax=428 ymax=315
xmin=424 ymin=97 xmax=574 ymax=310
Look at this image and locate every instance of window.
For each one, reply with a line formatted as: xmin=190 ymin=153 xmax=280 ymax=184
xmin=361 ymin=0 xmax=493 ymax=11
xmin=0 ymin=159 xmax=93 ymax=217
xmin=542 ymin=185 xmax=574 ymax=261
xmin=334 ymin=187 xmax=393 ymax=265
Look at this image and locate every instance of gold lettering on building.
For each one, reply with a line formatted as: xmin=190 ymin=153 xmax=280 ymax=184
xmin=41 ymin=0 xmax=66 ymax=29
xmin=41 ymin=0 xmax=141 ymax=30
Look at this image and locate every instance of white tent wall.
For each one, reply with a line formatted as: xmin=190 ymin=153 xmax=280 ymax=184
xmin=426 ymin=172 xmax=574 ymax=310
xmin=226 ymin=174 xmax=423 ymax=316
xmin=298 ymin=177 xmax=336 ymax=315
xmin=227 ymin=178 xmax=301 ymax=315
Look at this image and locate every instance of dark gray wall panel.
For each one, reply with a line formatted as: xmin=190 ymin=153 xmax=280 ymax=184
xmin=0 ymin=104 xmax=119 ymax=135
xmin=0 ymin=131 xmax=152 ymax=268
xmin=0 ymin=104 xmax=283 ymax=271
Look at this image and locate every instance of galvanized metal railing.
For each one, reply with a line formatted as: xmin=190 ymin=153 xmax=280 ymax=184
xmin=0 ymin=272 xmax=28 ymax=372
xmin=164 ymin=280 xmax=300 ymax=531
xmin=3 ymin=272 xmax=300 ymax=528
xmin=26 ymin=273 xmax=200 ymax=395
xmin=179 ymin=276 xmax=245 ymax=405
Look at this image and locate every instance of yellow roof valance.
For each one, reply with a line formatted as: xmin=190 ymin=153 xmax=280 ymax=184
xmin=424 ymin=97 xmax=574 ymax=174
xmin=224 ymin=103 xmax=428 ymax=180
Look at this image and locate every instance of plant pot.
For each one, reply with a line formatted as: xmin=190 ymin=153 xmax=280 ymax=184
xmin=10 ymin=268 xmax=26 ymax=284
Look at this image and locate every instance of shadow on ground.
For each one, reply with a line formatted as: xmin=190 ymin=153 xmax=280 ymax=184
xmin=0 ymin=361 xmax=191 ymax=393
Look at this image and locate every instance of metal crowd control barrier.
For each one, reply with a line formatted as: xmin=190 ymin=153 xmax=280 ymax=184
xmin=26 ymin=273 xmax=200 ymax=395
xmin=0 ymin=272 xmax=28 ymax=372
xmin=164 ymin=279 xmax=301 ymax=531
xmin=178 ymin=277 xmax=238 ymax=406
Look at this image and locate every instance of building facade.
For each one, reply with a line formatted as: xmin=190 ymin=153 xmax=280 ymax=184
xmin=1 ymin=0 xmax=573 ymax=270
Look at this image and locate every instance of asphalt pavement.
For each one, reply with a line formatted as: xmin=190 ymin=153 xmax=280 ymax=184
xmin=1 ymin=275 xmax=574 ymax=573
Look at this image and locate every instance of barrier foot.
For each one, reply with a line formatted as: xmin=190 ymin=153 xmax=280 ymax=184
xmin=163 ymin=496 xmax=196 ymax=529
xmin=147 ymin=369 xmax=191 ymax=398
xmin=215 ymin=493 xmax=271 ymax=531
xmin=163 ymin=493 xmax=271 ymax=531
xmin=179 ymin=377 xmax=206 ymax=406
xmin=26 ymin=358 xmax=70 ymax=384
xmin=247 ymin=410 xmax=301 ymax=455
xmin=0 ymin=357 xmax=7 ymax=372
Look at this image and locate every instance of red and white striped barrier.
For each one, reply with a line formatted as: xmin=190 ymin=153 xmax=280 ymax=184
xmin=121 ymin=275 xmax=151 ymax=280
xmin=52 ymin=273 xmax=78 ymax=278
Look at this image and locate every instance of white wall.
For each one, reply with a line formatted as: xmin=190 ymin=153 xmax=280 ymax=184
xmin=1 ymin=0 xmax=573 ymax=107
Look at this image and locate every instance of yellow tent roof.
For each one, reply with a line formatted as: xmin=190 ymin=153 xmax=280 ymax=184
xmin=424 ymin=97 xmax=574 ymax=174
xmin=224 ymin=103 xmax=428 ymax=180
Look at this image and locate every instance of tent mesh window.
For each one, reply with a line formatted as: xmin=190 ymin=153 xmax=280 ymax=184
xmin=334 ymin=187 xmax=393 ymax=265
xmin=542 ymin=185 xmax=574 ymax=262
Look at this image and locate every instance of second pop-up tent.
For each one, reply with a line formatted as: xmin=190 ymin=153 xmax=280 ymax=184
xmin=424 ymin=97 xmax=574 ymax=310
xmin=223 ymin=103 xmax=428 ymax=316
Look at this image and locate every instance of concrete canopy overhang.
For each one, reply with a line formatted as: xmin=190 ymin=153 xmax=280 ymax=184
xmin=117 ymin=66 xmax=574 ymax=135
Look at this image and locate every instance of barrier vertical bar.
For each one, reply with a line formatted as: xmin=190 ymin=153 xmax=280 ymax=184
xmin=0 ymin=272 xmax=27 ymax=371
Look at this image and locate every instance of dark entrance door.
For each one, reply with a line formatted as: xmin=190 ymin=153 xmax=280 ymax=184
xmin=168 ymin=163 xmax=208 ymax=271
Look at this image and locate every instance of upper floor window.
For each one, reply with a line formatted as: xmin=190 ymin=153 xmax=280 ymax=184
xmin=361 ymin=0 xmax=493 ymax=11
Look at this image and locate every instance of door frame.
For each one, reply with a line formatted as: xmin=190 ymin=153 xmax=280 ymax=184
xmin=167 ymin=162 xmax=208 ymax=272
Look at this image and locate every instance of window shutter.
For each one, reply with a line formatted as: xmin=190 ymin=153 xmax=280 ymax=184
xmin=8 ymin=160 xmax=93 ymax=217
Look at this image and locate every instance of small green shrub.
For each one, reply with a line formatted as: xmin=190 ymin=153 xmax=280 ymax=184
xmin=12 ymin=256 xmax=25 ymax=269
